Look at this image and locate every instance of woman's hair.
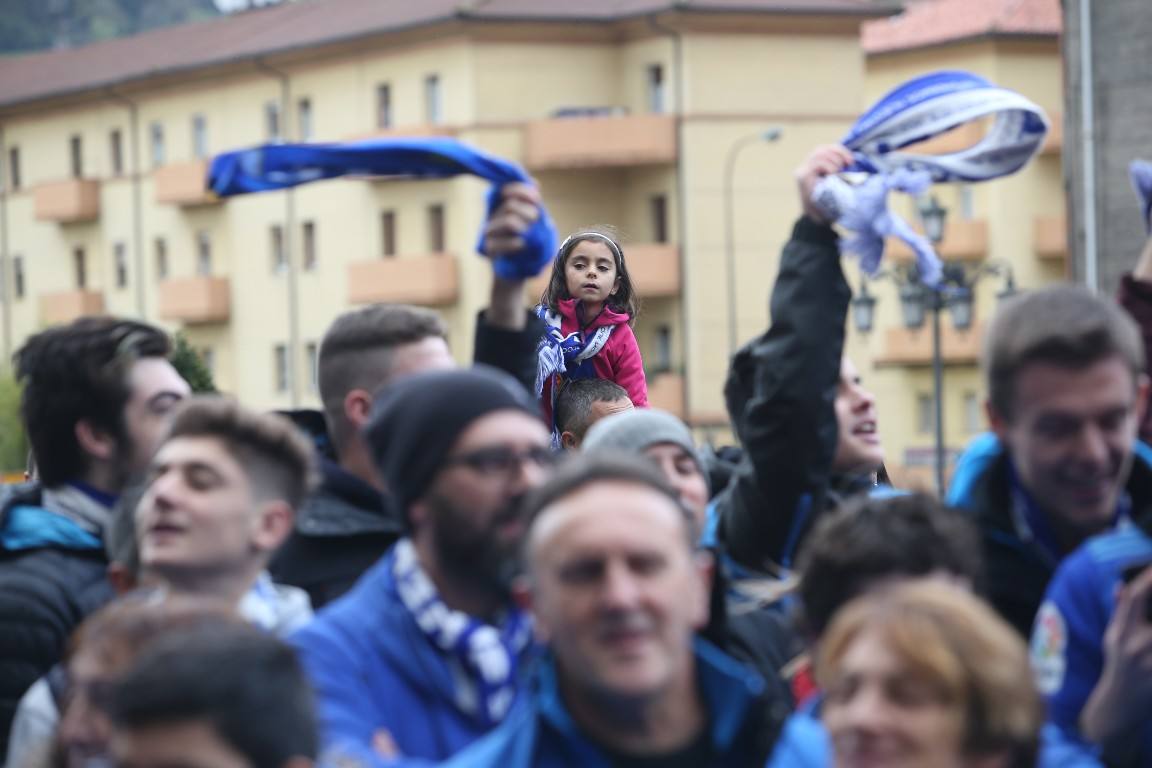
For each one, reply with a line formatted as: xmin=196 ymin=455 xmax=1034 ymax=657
xmin=540 ymin=226 xmax=640 ymax=323
xmin=817 ymin=581 xmax=1042 ymax=768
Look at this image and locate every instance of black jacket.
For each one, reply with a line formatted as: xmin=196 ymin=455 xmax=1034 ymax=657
xmin=716 ymin=217 xmax=859 ymax=572
xmin=0 ymin=484 xmax=114 ymax=755
xmin=271 ymin=310 xmax=546 ymax=608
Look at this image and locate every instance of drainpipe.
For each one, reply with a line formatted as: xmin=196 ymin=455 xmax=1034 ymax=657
xmin=648 ymin=9 xmax=691 ymax=425
xmin=1078 ymin=0 xmax=1098 ymax=291
xmin=256 ymin=58 xmax=301 ymax=407
xmin=107 ymin=88 xmax=147 ymax=318
xmin=0 ymin=123 xmax=11 ymax=368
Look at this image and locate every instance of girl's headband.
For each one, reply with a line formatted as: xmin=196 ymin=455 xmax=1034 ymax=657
xmin=558 ymin=232 xmax=623 ymax=261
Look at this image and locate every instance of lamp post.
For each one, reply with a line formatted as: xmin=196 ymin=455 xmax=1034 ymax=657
xmin=723 ymin=127 xmax=782 ymax=356
xmin=850 ymin=196 xmax=1016 ymax=497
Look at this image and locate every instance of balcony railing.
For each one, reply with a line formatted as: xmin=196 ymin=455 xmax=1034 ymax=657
xmin=154 ymin=160 xmax=218 ymax=207
xmin=348 ymin=254 xmax=459 ymax=306
xmin=159 ymin=276 xmax=231 ymax=324
xmin=874 ymin=322 xmax=985 ymax=367
xmin=524 ymin=114 xmax=676 ymax=170
xmin=1033 ymin=214 xmax=1067 ymax=261
xmin=34 ymin=179 xmax=101 ymax=223
xmin=40 ymin=289 xmax=105 ymax=325
xmin=647 ymin=372 xmax=685 ymax=419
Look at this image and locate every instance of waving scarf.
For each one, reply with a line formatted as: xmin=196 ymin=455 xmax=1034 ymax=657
xmin=1131 ymin=159 xmax=1152 ymax=234
xmin=209 ymin=137 xmax=556 ymax=279
xmin=812 ymin=70 xmax=1050 ymax=286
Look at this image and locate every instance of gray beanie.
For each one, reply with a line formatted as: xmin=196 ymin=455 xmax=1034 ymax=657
xmin=581 ymin=408 xmax=698 ymax=461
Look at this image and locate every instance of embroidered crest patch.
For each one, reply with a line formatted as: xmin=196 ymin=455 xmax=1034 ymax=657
xmin=1030 ymin=600 xmax=1067 ymax=695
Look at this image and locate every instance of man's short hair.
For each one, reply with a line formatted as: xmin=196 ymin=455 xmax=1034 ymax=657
xmin=108 ymin=622 xmax=318 ymax=766
xmin=797 ymin=493 xmax=982 ymax=638
xmin=14 ymin=317 xmax=170 ymax=488
xmin=317 ymin=304 xmax=447 ymax=444
xmin=163 ymin=397 xmax=316 ymax=509
xmin=521 ymin=453 xmax=696 ymax=561
xmin=986 ymin=285 xmax=1144 ymax=421
xmin=555 ymin=379 xmax=630 ymax=441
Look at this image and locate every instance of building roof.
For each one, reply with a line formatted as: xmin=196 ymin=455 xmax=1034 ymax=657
xmin=862 ymin=0 xmax=1062 ymax=54
xmin=0 ymin=0 xmax=890 ymax=110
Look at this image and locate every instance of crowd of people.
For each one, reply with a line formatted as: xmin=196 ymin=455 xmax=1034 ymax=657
xmin=0 ymin=144 xmax=1150 ymax=767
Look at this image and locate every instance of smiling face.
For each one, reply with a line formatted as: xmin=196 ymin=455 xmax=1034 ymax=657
xmin=563 ymin=239 xmax=621 ymax=315
xmin=832 ymin=357 xmax=884 ymax=475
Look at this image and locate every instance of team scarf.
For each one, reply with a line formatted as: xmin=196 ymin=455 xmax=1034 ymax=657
xmin=533 ymin=304 xmax=614 ymax=446
xmin=1131 ymin=159 xmax=1152 ymax=234
xmin=811 ymin=70 xmax=1050 ymax=286
xmin=209 ymin=137 xmax=557 ymax=280
xmin=391 ymin=539 xmax=533 ymax=727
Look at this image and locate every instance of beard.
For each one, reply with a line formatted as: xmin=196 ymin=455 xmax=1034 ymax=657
xmin=424 ymin=491 xmax=526 ymax=601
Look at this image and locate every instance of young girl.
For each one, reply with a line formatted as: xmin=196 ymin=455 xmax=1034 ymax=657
xmin=535 ymin=229 xmax=648 ymax=437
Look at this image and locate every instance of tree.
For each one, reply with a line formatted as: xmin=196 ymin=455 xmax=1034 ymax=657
xmin=0 ymin=374 xmax=26 ymax=474
xmin=170 ymin=333 xmax=217 ymax=393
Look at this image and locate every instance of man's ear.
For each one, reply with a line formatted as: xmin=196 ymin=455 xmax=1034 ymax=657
xmin=75 ymin=419 xmax=116 ymax=462
xmin=559 ymin=431 xmax=578 ymax=451
xmin=342 ymin=389 xmax=374 ymax=432
xmin=690 ymin=549 xmax=715 ymax=631
xmin=253 ymin=500 xmax=294 ymax=552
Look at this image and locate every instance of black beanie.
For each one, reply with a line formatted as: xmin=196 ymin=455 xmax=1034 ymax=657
xmin=364 ymin=365 xmax=542 ymax=516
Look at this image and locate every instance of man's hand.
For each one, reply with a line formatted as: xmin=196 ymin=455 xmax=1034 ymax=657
xmin=794 ymin=144 xmax=854 ymax=225
xmin=1082 ymin=564 xmax=1152 ymax=749
xmin=482 ymin=182 xmax=542 ymax=261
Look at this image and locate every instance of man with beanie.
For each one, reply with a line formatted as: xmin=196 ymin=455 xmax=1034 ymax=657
xmin=291 ymin=366 xmax=555 ymax=767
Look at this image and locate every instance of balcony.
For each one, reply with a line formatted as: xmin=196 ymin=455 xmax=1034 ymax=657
xmin=40 ymin=289 xmax=105 ymax=326
xmin=524 ymin=114 xmax=676 ymax=170
xmin=159 ymin=277 xmax=231 ymax=324
xmin=34 ymin=179 xmax=100 ymax=223
xmin=647 ymin=372 xmax=685 ymax=419
xmin=350 ymin=124 xmax=459 ymax=142
xmin=524 ymin=242 xmax=680 ymax=304
xmin=347 ymin=254 xmax=459 ymax=306
xmin=1041 ymin=114 xmax=1063 ymax=155
xmin=154 ymin=160 xmax=218 ymax=206
xmin=873 ymin=322 xmax=985 ymax=367
xmin=1033 ymin=214 xmax=1067 ymax=261
xmin=888 ymin=218 xmax=988 ymax=262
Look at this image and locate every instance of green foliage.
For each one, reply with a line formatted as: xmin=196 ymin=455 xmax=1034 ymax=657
xmin=0 ymin=374 xmax=26 ymax=474
xmin=0 ymin=0 xmax=220 ymax=54
xmin=170 ymin=333 xmax=217 ymax=394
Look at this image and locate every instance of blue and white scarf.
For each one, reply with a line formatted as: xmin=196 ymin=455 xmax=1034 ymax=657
xmin=533 ymin=304 xmax=614 ymax=446
xmin=392 ymin=539 xmax=533 ymax=727
xmin=1131 ymin=159 xmax=1152 ymax=234
xmin=812 ymin=70 xmax=1050 ymax=285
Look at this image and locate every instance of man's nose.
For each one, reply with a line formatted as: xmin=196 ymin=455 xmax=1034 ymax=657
xmin=600 ymin=560 xmax=641 ymax=609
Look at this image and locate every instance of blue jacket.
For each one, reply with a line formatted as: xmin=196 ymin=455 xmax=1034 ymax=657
xmin=289 ymin=545 xmax=536 ymax=767
xmin=441 ymin=640 xmax=775 ymax=767
xmin=1031 ymin=522 xmax=1152 ymax=766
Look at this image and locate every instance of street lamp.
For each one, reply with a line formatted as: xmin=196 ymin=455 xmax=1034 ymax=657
xmin=724 ymin=127 xmax=783 ymax=356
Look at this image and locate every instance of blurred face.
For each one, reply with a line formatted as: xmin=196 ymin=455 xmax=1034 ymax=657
xmin=642 ymin=443 xmax=709 ymax=531
xmin=58 ymin=648 xmax=127 ymax=768
xmin=824 ymin=627 xmax=965 ymax=768
xmin=832 ymin=357 xmax=883 ymax=475
xmin=990 ymin=357 xmax=1145 ymax=543
xmin=417 ymin=410 xmax=553 ymax=592
xmin=111 ymin=719 xmax=254 ymax=768
xmin=564 ymin=240 xmax=620 ymax=310
xmin=529 ymin=481 xmax=708 ymax=704
xmin=137 ymin=436 xmax=274 ymax=581
xmin=121 ymin=357 xmax=191 ymax=478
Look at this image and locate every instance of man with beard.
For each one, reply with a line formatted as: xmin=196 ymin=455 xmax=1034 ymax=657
xmin=290 ymin=366 xmax=553 ymax=766
xmin=0 ymin=318 xmax=189 ymax=755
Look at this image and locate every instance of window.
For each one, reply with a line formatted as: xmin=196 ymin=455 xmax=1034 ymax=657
xmin=381 ymin=210 xmax=396 ymax=257
xmin=192 ymin=114 xmax=208 ymax=159
xmin=424 ymin=75 xmax=442 ymax=125
xmin=73 ymin=247 xmax=87 ymax=289
xmin=959 ymin=185 xmax=976 ymax=220
xmin=200 ymin=347 xmax=215 ymax=376
xmin=70 ymin=135 xmax=83 ymax=179
xmin=302 ymin=221 xmax=316 ymax=271
xmin=7 ymin=146 xmax=19 ymax=190
xmin=13 ymin=255 xmax=24 ymax=300
xmin=274 ymin=344 xmax=290 ymax=393
xmin=265 ymin=101 xmax=282 ymax=142
xmin=654 ymin=324 xmax=672 ymax=373
xmin=650 ymin=194 xmax=669 ymax=243
xmin=270 ymin=225 xmax=286 ymax=273
xmin=647 ymin=64 xmax=665 ymax=114
xmin=306 ymin=341 xmax=319 ymax=392
xmin=297 ymin=98 xmax=313 ymax=142
xmin=109 ymin=130 xmax=124 ymax=177
xmin=150 ymin=122 xmax=166 ymax=168
xmin=963 ymin=391 xmax=983 ymax=434
xmin=427 ymin=204 xmax=445 ymax=252
xmin=154 ymin=238 xmax=168 ymax=280
xmin=916 ymin=393 xmax=935 ymax=435
xmin=376 ymin=83 xmax=392 ymax=130
xmin=114 ymin=242 xmax=128 ymax=288
xmin=196 ymin=231 xmax=212 ymax=276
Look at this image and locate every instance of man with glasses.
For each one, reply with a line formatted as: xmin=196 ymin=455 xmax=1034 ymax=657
xmin=291 ymin=366 xmax=554 ymax=766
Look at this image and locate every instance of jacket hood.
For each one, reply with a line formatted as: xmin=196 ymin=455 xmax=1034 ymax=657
xmin=294 ymin=458 xmax=401 ymax=538
xmin=556 ymin=298 xmax=630 ymax=329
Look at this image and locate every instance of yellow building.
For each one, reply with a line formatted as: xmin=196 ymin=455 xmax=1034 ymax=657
xmin=854 ymin=0 xmax=1065 ymax=489
xmin=0 ymin=0 xmax=891 ymax=427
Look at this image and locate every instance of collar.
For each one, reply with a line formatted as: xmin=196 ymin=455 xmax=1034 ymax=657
xmin=67 ymin=481 xmax=118 ymax=508
xmin=535 ymin=638 xmax=763 ymax=755
xmin=556 ymin=298 xmax=629 ymax=329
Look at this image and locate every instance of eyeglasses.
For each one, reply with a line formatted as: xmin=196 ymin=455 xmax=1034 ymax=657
xmin=442 ymin=445 xmax=557 ymax=477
